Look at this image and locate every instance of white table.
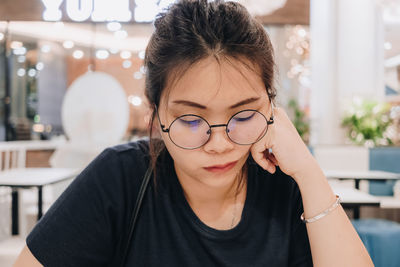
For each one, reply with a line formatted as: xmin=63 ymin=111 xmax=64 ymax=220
xmin=331 ymin=185 xmax=381 ymax=205
xmin=0 ymin=168 xmax=79 ymax=235
xmin=376 ymin=196 xmax=400 ymax=209
xmin=330 ymin=184 xmax=381 ymax=219
xmin=324 ymin=170 xmax=400 ymax=190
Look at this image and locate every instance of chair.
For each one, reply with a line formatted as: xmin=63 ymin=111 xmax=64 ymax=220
xmin=0 ymin=145 xmax=26 ymax=241
xmin=352 ymin=219 xmax=400 ymax=267
xmin=0 ymin=147 xmax=26 ymax=171
xmin=369 ymin=147 xmax=400 ymax=196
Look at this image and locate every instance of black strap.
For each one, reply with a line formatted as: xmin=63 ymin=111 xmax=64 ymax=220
xmin=119 ymin=166 xmax=153 ymax=267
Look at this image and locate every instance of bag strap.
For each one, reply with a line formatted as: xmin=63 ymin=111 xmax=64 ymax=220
xmin=119 ymin=165 xmax=153 ymax=267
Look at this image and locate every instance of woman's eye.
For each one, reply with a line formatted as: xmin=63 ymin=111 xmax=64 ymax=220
xmin=179 ymin=118 xmax=202 ymax=126
xmin=233 ymin=112 xmax=256 ymax=122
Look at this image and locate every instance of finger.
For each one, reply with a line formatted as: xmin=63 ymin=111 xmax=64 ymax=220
xmin=253 ymin=151 xmax=276 ymax=174
xmin=268 ymin=153 xmax=279 ymax=166
xmin=264 ymin=150 xmax=279 ymax=166
xmin=265 ymin=159 xmax=276 ymax=174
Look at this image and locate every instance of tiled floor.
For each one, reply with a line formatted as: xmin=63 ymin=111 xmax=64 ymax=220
xmin=0 ymin=236 xmax=25 ymax=267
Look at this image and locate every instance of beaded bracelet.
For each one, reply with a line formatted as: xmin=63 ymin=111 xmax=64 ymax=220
xmin=300 ymin=195 xmax=341 ymax=223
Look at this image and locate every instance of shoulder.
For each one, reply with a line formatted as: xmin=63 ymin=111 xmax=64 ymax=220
xmin=105 ymin=138 xmax=150 ymax=161
xmin=96 ymin=138 xmax=150 ymax=173
xmin=93 ymin=138 xmax=151 ymax=185
xmin=108 ymin=138 xmax=150 ymax=153
xmin=61 ymin=139 xmax=151 ymax=199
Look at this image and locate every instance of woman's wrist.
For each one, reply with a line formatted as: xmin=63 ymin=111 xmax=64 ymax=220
xmin=292 ymin=159 xmax=338 ymax=220
xmin=291 ymin=153 xmax=321 ymax=183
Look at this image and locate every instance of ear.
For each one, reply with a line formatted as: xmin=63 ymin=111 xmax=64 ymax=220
xmin=153 ymin=124 xmax=162 ymax=139
xmin=142 ymin=108 xmax=158 ymax=137
xmin=150 ymin=114 xmax=163 ymax=139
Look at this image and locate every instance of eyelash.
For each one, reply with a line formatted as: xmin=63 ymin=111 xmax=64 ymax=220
xmin=232 ymin=112 xmax=256 ymax=122
xmin=173 ymin=110 xmax=258 ymax=124
xmin=179 ymin=118 xmax=202 ymax=125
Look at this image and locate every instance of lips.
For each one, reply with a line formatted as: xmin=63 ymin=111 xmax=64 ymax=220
xmin=206 ymin=161 xmax=236 ymax=168
xmin=203 ymin=160 xmax=238 ymax=173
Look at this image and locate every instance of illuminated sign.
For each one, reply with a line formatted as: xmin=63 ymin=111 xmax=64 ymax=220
xmin=41 ymin=0 xmax=176 ymax=22
xmin=41 ymin=0 xmax=131 ymax=22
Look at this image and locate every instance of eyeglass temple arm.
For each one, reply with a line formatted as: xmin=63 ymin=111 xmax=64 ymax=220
xmin=154 ymin=105 xmax=169 ymax=133
xmin=268 ymin=100 xmax=275 ymax=125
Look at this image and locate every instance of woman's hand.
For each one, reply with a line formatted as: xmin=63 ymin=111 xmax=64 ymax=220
xmin=250 ymin=106 xmax=316 ymax=180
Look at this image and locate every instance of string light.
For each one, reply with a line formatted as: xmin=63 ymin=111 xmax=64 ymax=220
xmin=139 ymin=66 xmax=147 ymax=74
xmin=122 ymin=60 xmax=132 ymax=68
xmin=114 ymin=30 xmax=128 ymax=39
xmin=128 ymin=95 xmax=142 ymax=106
xmin=13 ymin=47 xmax=27 ymax=55
xmin=120 ymin=50 xmax=132 ymax=59
xmin=17 ymin=68 xmax=26 ymax=77
xmin=284 ymin=25 xmax=310 ymax=86
xmin=10 ymin=41 xmax=23 ymax=49
xmin=36 ymin=62 xmax=45 ymax=71
xmin=73 ymin=50 xmax=84 ymax=59
xmin=96 ymin=49 xmax=110 ymax=59
xmin=63 ymin=40 xmax=75 ymax=49
xmin=138 ymin=50 xmax=145 ymax=59
xmin=28 ymin=69 xmax=37 ymax=77
xmin=109 ymin=47 xmax=119 ymax=54
xmin=41 ymin=45 xmax=51 ymax=53
xmin=133 ymin=72 xmax=143 ymax=79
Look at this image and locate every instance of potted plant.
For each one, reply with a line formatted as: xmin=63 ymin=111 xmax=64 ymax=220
xmin=287 ymin=99 xmax=310 ymax=144
xmin=342 ymin=98 xmax=397 ymax=196
xmin=341 ymin=98 xmax=393 ymax=147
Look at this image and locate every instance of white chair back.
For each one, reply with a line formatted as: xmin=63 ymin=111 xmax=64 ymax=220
xmin=0 ymin=146 xmax=26 ymax=171
xmin=0 ymin=143 xmax=26 ymax=240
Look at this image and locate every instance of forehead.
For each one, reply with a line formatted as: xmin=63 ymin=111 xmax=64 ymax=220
xmin=162 ymin=57 xmax=267 ymax=110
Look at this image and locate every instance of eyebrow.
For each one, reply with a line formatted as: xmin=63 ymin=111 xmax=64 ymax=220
xmin=172 ymin=97 xmax=261 ymax=109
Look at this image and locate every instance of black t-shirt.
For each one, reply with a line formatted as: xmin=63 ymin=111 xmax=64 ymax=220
xmin=27 ymin=139 xmax=313 ymax=266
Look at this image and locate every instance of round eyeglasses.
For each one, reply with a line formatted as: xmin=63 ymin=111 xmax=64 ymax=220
xmin=156 ymin=104 xmax=274 ymax=150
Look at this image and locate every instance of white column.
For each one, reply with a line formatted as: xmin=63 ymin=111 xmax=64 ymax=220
xmin=337 ymin=0 xmax=385 ymax=102
xmin=310 ymin=0 xmax=385 ymax=146
xmin=310 ymin=0 xmax=340 ymax=146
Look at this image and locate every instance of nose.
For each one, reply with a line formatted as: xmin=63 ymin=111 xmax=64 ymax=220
xmin=203 ymin=126 xmax=234 ymax=154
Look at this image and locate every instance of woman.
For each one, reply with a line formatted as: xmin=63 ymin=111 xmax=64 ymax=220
xmin=15 ymin=0 xmax=373 ymax=266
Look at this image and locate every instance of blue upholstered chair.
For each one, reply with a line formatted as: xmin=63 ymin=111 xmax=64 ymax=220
xmin=352 ymin=219 xmax=400 ymax=267
xmin=369 ymin=147 xmax=400 ymax=196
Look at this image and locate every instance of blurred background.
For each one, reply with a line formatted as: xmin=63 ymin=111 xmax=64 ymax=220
xmin=0 ymin=0 xmax=399 ymax=266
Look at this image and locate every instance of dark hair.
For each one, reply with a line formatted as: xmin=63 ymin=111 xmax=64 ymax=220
xmin=144 ymin=0 xmax=276 ymax=187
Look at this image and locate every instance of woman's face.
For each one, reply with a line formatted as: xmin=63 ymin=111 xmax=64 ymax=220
xmin=157 ymin=56 xmax=271 ymax=189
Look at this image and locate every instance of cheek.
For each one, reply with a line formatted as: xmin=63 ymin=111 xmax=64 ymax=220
xmin=233 ymin=145 xmax=252 ymax=158
xmin=165 ymin=144 xmax=200 ymax=174
xmin=163 ymin=139 xmax=193 ymax=164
